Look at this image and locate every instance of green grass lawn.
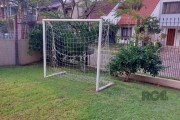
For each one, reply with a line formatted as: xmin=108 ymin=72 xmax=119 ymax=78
xmin=0 ymin=64 xmax=180 ymax=120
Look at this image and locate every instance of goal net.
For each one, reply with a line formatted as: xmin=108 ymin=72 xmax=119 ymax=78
xmin=43 ymin=19 xmax=113 ymax=91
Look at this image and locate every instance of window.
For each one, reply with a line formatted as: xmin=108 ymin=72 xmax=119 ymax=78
xmin=50 ymin=0 xmax=60 ymax=4
xmin=33 ymin=8 xmax=36 ymax=15
xmin=162 ymin=2 xmax=180 ymax=14
xmin=28 ymin=7 xmax=33 ymax=14
xmin=121 ymin=27 xmax=132 ymax=38
xmin=23 ymin=8 xmax=27 ymax=15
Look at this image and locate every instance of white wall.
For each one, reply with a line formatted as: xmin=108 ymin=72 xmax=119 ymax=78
xmin=177 ymin=30 xmax=180 ymax=46
xmin=101 ymin=3 xmax=121 ymax=25
xmin=151 ymin=0 xmax=161 ymax=17
xmin=72 ymin=1 xmax=81 ymax=19
xmin=116 ymin=25 xmax=135 ymax=44
xmin=173 ymin=28 xmax=180 ymax=46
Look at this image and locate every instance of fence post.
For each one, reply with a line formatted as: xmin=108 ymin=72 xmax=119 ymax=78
xmin=15 ymin=15 xmax=19 ymax=65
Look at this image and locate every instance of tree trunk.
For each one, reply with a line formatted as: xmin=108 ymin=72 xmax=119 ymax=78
xmin=123 ymin=71 xmax=131 ymax=82
xmin=135 ymin=19 xmax=141 ymax=45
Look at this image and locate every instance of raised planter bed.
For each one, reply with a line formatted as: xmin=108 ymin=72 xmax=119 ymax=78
xmin=122 ymin=74 xmax=180 ymax=90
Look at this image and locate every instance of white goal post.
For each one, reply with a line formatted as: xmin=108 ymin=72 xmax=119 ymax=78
xmin=42 ymin=19 xmax=113 ymax=91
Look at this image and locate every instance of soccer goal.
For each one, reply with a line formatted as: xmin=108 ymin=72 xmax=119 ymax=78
xmin=42 ymin=19 xmax=113 ymax=91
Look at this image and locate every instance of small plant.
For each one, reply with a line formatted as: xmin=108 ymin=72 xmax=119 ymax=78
xmin=28 ymin=24 xmax=43 ymax=55
xmin=116 ymin=34 xmax=121 ymax=44
xmin=155 ymin=41 xmax=162 ymax=49
xmin=108 ymin=42 xmax=164 ymax=82
xmin=0 ymin=18 xmax=14 ymax=37
xmin=160 ymin=33 xmax=167 ymax=39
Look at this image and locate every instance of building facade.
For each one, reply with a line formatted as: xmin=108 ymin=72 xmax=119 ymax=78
xmin=159 ymin=0 xmax=180 ymax=46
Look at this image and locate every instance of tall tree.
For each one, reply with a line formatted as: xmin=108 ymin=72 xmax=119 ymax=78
xmin=29 ymin=0 xmax=98 ymax=19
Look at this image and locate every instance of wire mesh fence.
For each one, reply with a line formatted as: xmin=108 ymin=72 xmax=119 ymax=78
xmin=149 ymin=18 xmax=180 ymax=80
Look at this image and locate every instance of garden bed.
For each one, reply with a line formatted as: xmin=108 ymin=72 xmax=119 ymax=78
xmin=122 ymin=74 xmax=180 ymax=90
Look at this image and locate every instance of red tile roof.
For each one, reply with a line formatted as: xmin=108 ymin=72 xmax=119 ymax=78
xmin=88 ymin=1 xmax=116 ymax=19
xmin=118 ymin=0 xmax=160 ymax=25
xmin=118 ymin=14 xmax=137 ymax=25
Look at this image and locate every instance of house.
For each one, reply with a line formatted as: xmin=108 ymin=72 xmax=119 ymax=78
xmin=85 ymin=1 xmax=120 ymax=43
xmin=0 ymin=1 xmax=5 ymax=18
xmin=37 ymin=0 xmax=85 ymax=22
xmin=19 ymin=6 xmax=37 ymax=39
xmin=0 ymin=1 xmax=41 ymax=66
xmin=0 ymin=1 xmax=18 ymax=19
xmin=37 ymin=0 xmax=120 ymax=42
xmin=159 ymin=0 xmax=180 ymax=46
xmin=87 ymin=1 xmax=117 ymax=20
xmin=117 ymin=0 xmax=160 ymax=44
xmin=0 ymin=1 xmax=18 ymax=39
xmin=0 ymin=1 xmax=37 ymax=39
xmin=117 ymin=0 xmax=180 ymax=47
xmin=36 ymin=0 xmax=61 ymax=22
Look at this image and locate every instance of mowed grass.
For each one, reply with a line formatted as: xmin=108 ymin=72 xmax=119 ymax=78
xmin=0 ymin=64 xmax=180 ymax=120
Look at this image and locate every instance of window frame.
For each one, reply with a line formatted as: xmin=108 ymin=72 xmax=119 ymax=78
xmin=121 ymin=27 xmax=132 ymax=38
xmin=162 ymin=2 xmax=180 ymax=14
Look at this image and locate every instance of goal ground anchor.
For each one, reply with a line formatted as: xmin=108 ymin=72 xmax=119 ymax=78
xmin=45 ymin=71 xmax=66 ymax=78
xmin=97 ymin=82 xmax=114 ymax=92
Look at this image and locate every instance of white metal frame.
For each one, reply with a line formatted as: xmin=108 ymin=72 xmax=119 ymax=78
xmin=42 ymin=19 xmax=113 ymax=92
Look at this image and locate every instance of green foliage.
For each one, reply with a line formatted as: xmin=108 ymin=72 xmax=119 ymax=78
xmin=39 ymin=11 xmax=63 ymax=19
xmin=134 ymin=25 xmax=140 ymax=32
xmin=104 ymin=20 xmax=120 ymax=43
xmin=140 ymin=16 xmax=161 ymax=34
xmin=160 ymin=33 xmax=167 ymax=39
xmin=0 ymin=19 xmax=8 ymax=33
xmin=140 ymin=43 xmax=163 ymax=76
xmin=28 ymin=24 xmax=43 ymax=55
xmin=46 ymin=22 xmax=98 ymax=57
xmin=132 ymin=16 xmax=162 ymax=44
xmin=120 ymin=0 xmax=143 ymax=10
xmin=115 ymin=9 xmax=141 ymax=19
xmin=109 ymin=23 xmax=119 ymax=34
xmin=155 ymin=41 xmax=162 ymax=49
xmin=115 ymin=0 xmax=143 ymax=19
xmin=108 ymin=42 xmax=164 ymax=81
xmin=1 ymin=65 xmax=180 ymax=119
xmin=108 ymin=42 xmax=142 ymax=76
xmin=28 ymin=22 xmax=98 ymax=65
